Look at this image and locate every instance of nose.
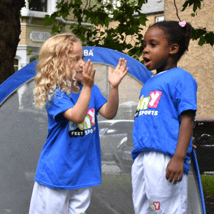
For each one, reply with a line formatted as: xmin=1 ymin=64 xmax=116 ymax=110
xmin=143 ymin=45 xmax=148 ymax=54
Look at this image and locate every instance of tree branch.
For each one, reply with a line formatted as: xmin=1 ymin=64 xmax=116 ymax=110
xmin=174 ymin=0 xmax=181 ymax=21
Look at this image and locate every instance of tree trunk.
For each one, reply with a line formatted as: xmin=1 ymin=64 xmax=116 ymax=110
xmin=0 ymin=0 xmax=25 ymax=84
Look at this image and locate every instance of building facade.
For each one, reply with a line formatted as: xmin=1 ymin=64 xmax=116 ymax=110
xmin=17 ymin=0 xmax=214 ymax=118
xmin=16 ymin=0 xmax=60 ymax=70
xmin=164 ymin=0 xmax=214 ymax=118
xmin=17 ymin=0 xmax=164 ymax=70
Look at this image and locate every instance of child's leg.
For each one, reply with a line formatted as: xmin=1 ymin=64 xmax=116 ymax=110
xmin=132 ymin=153 xmax=152 ymax=214
xmin=144 ymin=152 xmax=188 ymax=214
xmin=29 ymin=182 xmax=92 ymax=214
xmin=68 ymin=187 xmax=92 ymax=214
xmin=29 ymin=181 xmax=70 ymax=214
xmin=132 ymin=152 xmax=188 ymax=214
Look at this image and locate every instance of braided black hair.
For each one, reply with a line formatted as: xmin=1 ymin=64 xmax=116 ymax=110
xmin=151 ymin=21 xmax=192 ymax=60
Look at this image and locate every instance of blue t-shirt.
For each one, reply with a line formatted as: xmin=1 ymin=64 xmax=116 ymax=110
xmin=34 ymin=85 xmax=107 ymax=189
xmin=132 ymin=68 xmax=197 ymax=174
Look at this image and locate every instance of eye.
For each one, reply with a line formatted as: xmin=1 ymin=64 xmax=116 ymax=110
xmin=151 ymin=43 xmax=157 ymax=47
xmin=75 ymin=55 xmax=84 ymax=62
xmin=75 ymin=57 xmax=80 ymax=61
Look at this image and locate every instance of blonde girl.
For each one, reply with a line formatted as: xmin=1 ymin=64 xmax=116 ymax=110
xmin=29 ymin=33 xmax=128 ymax=214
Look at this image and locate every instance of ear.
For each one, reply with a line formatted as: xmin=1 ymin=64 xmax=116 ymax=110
xmin=169 ymin=43 xmax=179 ymax=55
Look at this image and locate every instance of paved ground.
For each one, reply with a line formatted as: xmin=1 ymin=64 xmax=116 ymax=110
xmin=88 ymin=161 xmax=134 ymax=214
xmin=102 ymin=161 xmax=122 ymax=175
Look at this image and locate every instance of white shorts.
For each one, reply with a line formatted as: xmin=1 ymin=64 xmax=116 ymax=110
xmin=29 ymin=182 xmax=93 ymax=214
xmin=131 ymin=152 xmax=188 ymax=214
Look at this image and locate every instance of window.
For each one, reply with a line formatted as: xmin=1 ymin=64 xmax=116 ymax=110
xmin=21 ymin=0 xmax=60 ymax=17
xmin=29 ymin=0 xmax=47 ymax=12
xmin=14 ymin=58 xmax=19 ymax=72
xmin=155 ymin=16 xmax=164 ymax=23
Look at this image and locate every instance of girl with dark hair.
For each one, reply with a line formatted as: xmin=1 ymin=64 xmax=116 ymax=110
xmin=132 ymin=21 xmax=197 ymax=214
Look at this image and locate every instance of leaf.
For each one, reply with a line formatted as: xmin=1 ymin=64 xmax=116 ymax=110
xmin=43 ymin=14 xmax=57 ymax=26
xmin=198 ymin=36 xmax=206 ymax=46
xmin=204 ymin=32 xmax=214 ymax=46
xmin=139 ymin=15 xmax=147 ymax=26
xmin=182 ymin=0 xmax=202 ymax=12
xmin=52 ymin=25 xmax=61 ymax=34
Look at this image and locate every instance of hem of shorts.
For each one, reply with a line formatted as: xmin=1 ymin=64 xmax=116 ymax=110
xmin=34 ymin=179 xmax=102 ymax=190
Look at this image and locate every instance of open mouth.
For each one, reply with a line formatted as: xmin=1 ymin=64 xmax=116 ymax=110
xmin=143 ymin=58 xmax=150 ymax=67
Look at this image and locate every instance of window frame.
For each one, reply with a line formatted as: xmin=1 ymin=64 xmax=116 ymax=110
xmin=29 ymin=0 xmax=48 ymax=13
xmin=21 ymin=0 xmax=59 ymax=18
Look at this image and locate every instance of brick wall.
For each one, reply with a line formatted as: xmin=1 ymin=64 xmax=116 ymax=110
xmin=165 ymin=0 xmax=214 ymax=118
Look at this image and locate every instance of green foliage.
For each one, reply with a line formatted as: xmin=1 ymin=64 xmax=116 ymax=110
xmin=192 ymin=27 xmax=214 ymax=46
xmin=201 ymin=174 xmax=214 ymax=198
xmin=43 ymin=0 xmax=147 ymax=63
xmin=182 ymin=0 xmax=202 ymax=12
xmin=43 ymin=0 xmax=214 ymax=62
xmin=27 ymin=49 xmax=33 ymax=56
xmin=181 ymin=0 xmax=214 ymax=47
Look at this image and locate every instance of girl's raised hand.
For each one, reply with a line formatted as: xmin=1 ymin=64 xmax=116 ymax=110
xmin=108 ymin=58 xmax=129 ymax=88
xmin=82 ymin=59 xmax=96 ymax=88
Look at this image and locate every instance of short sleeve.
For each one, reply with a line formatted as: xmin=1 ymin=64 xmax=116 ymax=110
xmin=46 ymin=90 xmax=74 ymax=122
xmin=174 ymin=71 xmax=197 ymax=115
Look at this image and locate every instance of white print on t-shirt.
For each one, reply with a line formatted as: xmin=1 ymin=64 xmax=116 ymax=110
xmin=137 ymin=110 xmax=158 ymax=116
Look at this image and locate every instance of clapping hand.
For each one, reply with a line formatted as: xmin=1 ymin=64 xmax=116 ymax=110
xmin=108 ymin=58 xmax=129 ymax=88
xmin=82 ymin=59 xmax=96 ymax=88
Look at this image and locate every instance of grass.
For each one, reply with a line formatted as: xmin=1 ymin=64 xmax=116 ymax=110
xmin=201 ymin=174 xmax=214 ymax=212
xmin=201 ymin=174 xmax=214 ymax=197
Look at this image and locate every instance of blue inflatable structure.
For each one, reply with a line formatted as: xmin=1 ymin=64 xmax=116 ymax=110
xmin=0 ymin=47 xmax=206 ymax=214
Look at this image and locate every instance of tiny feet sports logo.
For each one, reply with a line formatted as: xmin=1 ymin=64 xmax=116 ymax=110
xmin=135 ymin=91 xmax=162 ymax=117
xmin=149 ymin=202 xmax=160 ymax=213
xmin=68 ymin=108 xmax=96 ymax=137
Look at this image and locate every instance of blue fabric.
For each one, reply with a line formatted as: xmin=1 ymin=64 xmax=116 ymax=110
xmin=83 ymin=46 xmax=152 ymax=84
xmin=0 ymin=60 xmax=37 ymax=105
xmin=35 ymin=85 xmax=107 ymax=189
xmin=0 ymin=47 xmax=152 ymax=105
xmin=132 ymin=68 xmax=197 ymax=174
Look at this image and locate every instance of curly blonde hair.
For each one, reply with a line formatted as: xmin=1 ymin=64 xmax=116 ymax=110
xmin=34 ymin=33 xmax=81 ymax=108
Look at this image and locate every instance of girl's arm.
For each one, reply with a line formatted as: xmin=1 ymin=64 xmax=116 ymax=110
xmin=166 ymin=110 xmax=195 ymax=184
xmin=99 ymin=58 xmax=128 ymax=119
xmin=63 ymin=60 xmax=95 ymax=123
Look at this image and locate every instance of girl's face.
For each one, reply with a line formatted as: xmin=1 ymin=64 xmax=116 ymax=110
xmin=143 ymin=26 xmax=175 ymax=73
xmin=71 ymin=42 xmax=85 ymax=84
